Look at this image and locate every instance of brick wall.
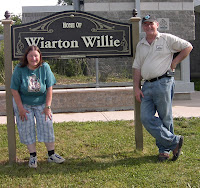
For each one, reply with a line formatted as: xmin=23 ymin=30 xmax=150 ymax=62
xmin=84 ymin=0 xmax=195 ymax=41
xmin=83 ymin=0 xmax=195 ymax=81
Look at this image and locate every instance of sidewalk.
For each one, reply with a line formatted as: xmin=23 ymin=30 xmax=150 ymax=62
xmin=0 ymin=91 xmax=200 ymax=124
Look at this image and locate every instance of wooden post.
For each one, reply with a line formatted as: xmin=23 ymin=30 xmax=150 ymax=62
xmin=130 ymin=16 xmax=143 ymax=150
xmin=2 ymin=16 xmax=16 ymax=163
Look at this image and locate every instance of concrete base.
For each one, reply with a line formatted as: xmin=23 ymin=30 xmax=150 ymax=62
xmin=52 ymin=87 xmax=134 ymax=113
xmin=173 ymin=93 xmax=192 ymax=100
xmin=0 ymin=86 xmax=194 ymax=116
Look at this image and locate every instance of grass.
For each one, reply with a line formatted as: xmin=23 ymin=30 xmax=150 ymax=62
xmin=53 ymin=73 xmax=132 ymax=85
xmin=38 ymin=74 xmax=200 ymax=89
xmin=54 ymin=76 xmax=199 ymax=90
xmin=0 ymin=69 xmax=199 ymax=88
xmin=54 ymin=74 xmax=96 ymax=85
xmin=0 ymin=118 xmax=199 ymax=187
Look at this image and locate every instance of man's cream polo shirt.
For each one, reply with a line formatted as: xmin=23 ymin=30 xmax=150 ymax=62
xmin=132 ymin=32 xmax=192 ymax=80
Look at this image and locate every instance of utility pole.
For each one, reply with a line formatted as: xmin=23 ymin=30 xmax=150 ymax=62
xmin=74 ymin=0 xmax=80 ymax=11
xmin=135 ymin=0 xmax=141 ymax=33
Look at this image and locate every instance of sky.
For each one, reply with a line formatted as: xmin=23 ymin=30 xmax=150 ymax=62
xmin=0 ymin=0 xmax=58 ymax=20
xmin=1 ymin=0 xmax=199 ymax=21
xmin=195 ymin=0 xmax=200 ymax=6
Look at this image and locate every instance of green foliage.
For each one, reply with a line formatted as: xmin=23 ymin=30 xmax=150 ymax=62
xmin=0 ymin=41 xmax=19 ymax=85
xmin=11 ymin=14 xmax=22 ymax=25
xmin=0 ymin=14 xmax=21 ymax=35
xmin=0 ymin=24 xmax=3 ymax=34
xmin=48 ymin=58 xmax=88 ymax=77
xmin=0 ymin=41 xmax=5 ymax=83
xmin=191 ymin=79 xmax=200 ymax=91
xmin=0 ymin=118 xmax=199 ymax=187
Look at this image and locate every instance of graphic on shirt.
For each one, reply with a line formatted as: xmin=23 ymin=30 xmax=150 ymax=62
xmin=28 ymin=74 xmax=41 ymax=92
xmin=156 ymin=45 xmax=163 ymax=51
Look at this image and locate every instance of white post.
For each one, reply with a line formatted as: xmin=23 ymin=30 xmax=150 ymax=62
xmin=74 ymin=0 xmax=80 ymax=11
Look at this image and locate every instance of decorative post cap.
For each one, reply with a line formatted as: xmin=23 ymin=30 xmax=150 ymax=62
xmin=132 ymin=9 xmax=138 ymax=17
xmin=4 ymin=11 xmax=11 ymax=19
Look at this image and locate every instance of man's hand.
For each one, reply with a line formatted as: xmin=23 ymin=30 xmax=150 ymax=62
xmin=133 ymin=68 xmax=143 ymax=103
xmin=135 ymin=87 xmax=144 ymax=103
xmin=170 ymin=61 xmax=177 ymax=70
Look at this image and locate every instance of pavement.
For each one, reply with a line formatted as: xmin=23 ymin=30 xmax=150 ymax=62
xmin=0 ymin=91 xmax=200 ymax=124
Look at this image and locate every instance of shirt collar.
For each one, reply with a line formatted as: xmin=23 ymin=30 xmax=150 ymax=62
xmin=141 ymin=32 xmax=160 ymax=45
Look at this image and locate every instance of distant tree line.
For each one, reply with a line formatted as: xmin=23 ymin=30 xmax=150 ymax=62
xmin=57 ymin=0 xmax=73 ymax=6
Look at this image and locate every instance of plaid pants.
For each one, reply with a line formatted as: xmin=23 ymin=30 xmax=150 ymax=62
xmin=13 ymin=99 xmax=55 ymax=145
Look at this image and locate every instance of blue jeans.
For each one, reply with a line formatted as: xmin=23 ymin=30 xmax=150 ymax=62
xmin=141 ymin=77 xmax=180 ymax=154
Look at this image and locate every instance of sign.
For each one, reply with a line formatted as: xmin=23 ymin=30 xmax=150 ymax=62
xmin=11 ymin=11 xmax=132 ymax=60
xmin=158 ymin=18 xmax=169 ymax=31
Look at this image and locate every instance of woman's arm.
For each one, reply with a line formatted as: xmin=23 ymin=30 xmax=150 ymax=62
xmin=11 ymin=89 xmax=29 ymax=121
xmin=43 ymin=86 xmax=53 ymax=121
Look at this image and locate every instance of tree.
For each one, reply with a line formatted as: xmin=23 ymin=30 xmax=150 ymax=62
xmin=0 ymin=14 xmax=22 ymax=34
xmin=57 ymin=0 xmax=73 ymax=5
xmin=0 ymin=14 xmax=21 ymax=84
xmin=0 ymin=41 xmax=5 ymax=84
xmin=11 ymin=14 xmax=22 ymax=25
xmin=0 ymin=24 xmax=3 ymax=34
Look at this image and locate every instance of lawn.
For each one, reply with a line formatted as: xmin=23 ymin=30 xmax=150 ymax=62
xmin=0 ymin=118 xmax=199 ymax=187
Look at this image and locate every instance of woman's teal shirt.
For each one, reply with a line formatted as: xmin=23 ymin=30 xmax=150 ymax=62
xmin=10 ymin=62 xmax=56 ymax=106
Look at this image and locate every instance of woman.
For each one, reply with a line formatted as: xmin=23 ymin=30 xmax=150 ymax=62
xmin=10 ymin=45 xmax=65 ymax=168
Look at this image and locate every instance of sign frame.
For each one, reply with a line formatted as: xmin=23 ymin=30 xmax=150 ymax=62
xmin=11 ymin=10 xmax=133 ymax=60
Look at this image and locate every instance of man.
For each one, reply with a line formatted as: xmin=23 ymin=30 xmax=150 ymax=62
xmin=133 ymin=15 xmax=193 ymax=162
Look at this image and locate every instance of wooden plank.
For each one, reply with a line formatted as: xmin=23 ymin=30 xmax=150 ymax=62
xmin=130 ymin=17 xmax=143 ymax=150
xmin=2 ymin=19 xmax=16 ymax=163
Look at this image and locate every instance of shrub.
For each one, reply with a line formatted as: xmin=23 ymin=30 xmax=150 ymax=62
xmin=47 ymin=58 xmax=88 ymax=77
xmin=0 ymin=41 xmax=5 ymax=84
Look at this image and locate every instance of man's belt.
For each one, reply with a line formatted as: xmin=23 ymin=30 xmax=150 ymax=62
xmin=146 ymin=73 xmax=168 ymax=82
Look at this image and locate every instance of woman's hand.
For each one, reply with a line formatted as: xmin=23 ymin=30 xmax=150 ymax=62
xmin=18 ymin=107 xmax=29 ymax=121
xmin=42 ymin=107 xmax=52 ymax=121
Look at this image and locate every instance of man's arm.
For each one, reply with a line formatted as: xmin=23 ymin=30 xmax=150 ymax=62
xmin=171 ymin=46 xmax=193 ymax=70
xmin=133 ymin=68 xmax=144 ymax=103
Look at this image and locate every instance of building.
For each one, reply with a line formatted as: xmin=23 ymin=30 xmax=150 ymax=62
xmin=21 ymin=0 xmax=196 ymax=99
xmin=191 ymin=1 xmax=200 ymax=78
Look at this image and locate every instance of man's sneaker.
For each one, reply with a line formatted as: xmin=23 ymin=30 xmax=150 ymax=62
xmin=172 ymin=136 xmax=184 ymax=161
xmin=158 ymin=153 xmax=170 ymax=162
xmin=47 ymin=153 xmax=65 ymax=164
xmin=29 ymin=156 xmax=37 ymax=168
